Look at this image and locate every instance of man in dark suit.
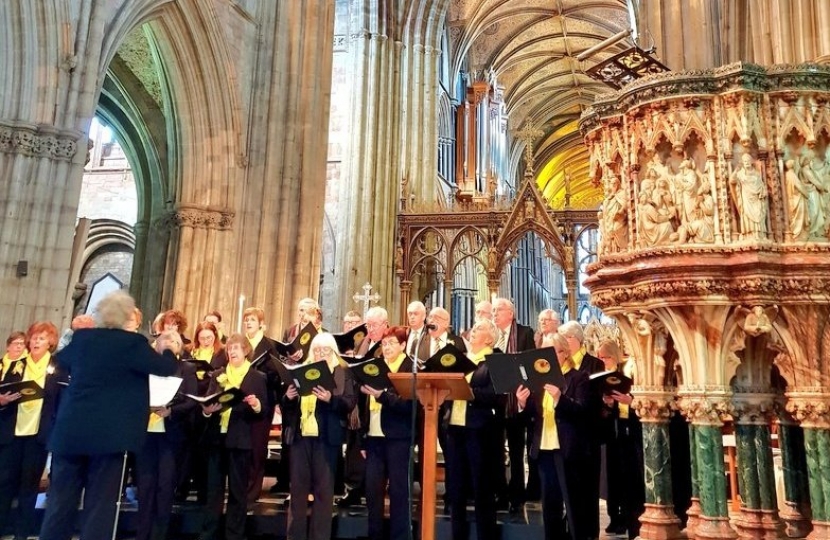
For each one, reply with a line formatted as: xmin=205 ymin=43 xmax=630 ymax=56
xmin=493 ymin=297 xmax=536 ymax=513
xmin=426 ymin=307 xmax=466 ymax=355
xmin=405 ymin=301 xmax=430 ymax=364
xmin=558 ymin=320 xmax=605 ymax=540
xmin=39 ymin=291 xmax=179 ymax=540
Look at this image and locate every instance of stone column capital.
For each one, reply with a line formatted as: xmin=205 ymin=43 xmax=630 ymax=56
xmin=154 ymin=205 xmax=235 ymax=231
xmin=678 ymin=391 xmax=734 ymax=425
xmin=731 ymin=392 xmax=778 ymax=424
xmin=784 ymin=388 xmax=830 ymax=428
xmin=632 ymin=389 xmax=676 ymax=422
xmin=0 ymin=119 xmax=82 ymax=162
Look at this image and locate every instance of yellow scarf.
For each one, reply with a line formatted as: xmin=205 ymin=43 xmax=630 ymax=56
xmin=17 ymin=352 xmax=50 ymax=437
xmin=247 ymin=329 xmax=264 ymax=354
xmin=299 ymin=357 xmax=337 ymax=437
xmin=368 ymin=353 xmax=406 ymax=437
xmin=540 ymin=362 xmax=572 ymax=451
xmin=572 ymin=346 xmax=587 ymax=370
xmin=191 ymin=347 xmax=213 ymax=362
xmin=220 ymin=360 xmax=251 ymax=433
xmin=1 ymin=353 xmax=24 ymax=380
xmin=450 ymin=347 xmax=490 ymax=426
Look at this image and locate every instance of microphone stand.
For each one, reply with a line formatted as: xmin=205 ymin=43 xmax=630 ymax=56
xmin=407 ymin=327 xmax=427 ymax=540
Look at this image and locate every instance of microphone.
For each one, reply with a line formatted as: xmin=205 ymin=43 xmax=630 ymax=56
xmin=425 ymin=323 xmax=437 ymax=331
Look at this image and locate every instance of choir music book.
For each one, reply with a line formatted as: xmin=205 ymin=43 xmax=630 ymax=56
xmin=273 ymin=322 xmax=318 ymax=361
xmin=184 ymin=387 xmax=245 ymax=412
xmin=589 ymin=369 xmax=633 ymax=395
xmin=333 ymin=324 xmax=368 ymax=354
xmin=345 ymin=356 xmax=392 ymax=390
xmin=486 ymin=348 xmax=565 ymax=394
xmin=0 ymin=380 xmax=44 ymax=403
xmin=149 ymin=375 xmax=183 ymax=408
xmin=422 ymin=344 xmax=477 ymax=374
xmin=274 ymin=359 xmax=336 ymax=396
xmin=183 ymin=359 xmax=215 ymax=378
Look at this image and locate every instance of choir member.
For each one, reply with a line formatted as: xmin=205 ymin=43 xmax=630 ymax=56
xmin=444 ymin=319 xmax=499 ymax=540
xmin=0 ymin=322 xmax=64 ymax=539
xmin=596 ymin=339 xmax=644 ymax=539
xmin=159 ymin=309 xmax=191 ymax=347
xmin=203 ymin=310 xmax=227 ymax=343
xmin=188 ymin=321 xmax=227 ymax=390
xmin=40 ymin=291 xmax=179 ymax=540
xmin=558 ymin=321 xmax=604 ymax=538
xmin=241 ymin=307 xmax=283 ymax=503
xmin=282 ymin=333 xmax=356 ymax=540
xmin=516 ymin=332 xmax=590 ymax=540
xmin=359 ymin=326 xmax=415 ymax=540
xmin=492 ymin=297 xmax=536 ymax=511
xmin=405 ymin=301 xmax=429 ymax=363
xmin=534 ymin=309 xmax=560 ymax=348
xmin=199 ymin=333 xmax=267 ymax=540
xmin=337 ymin=310 xmax=366 ymax=506
xmin=426 ymin=307 xmax=466 ymax=354
xmin=342 ymin=311 xmax=362 ymax=333
xmin=136 ymin=331 xmax=197 ymax=540
xmin=355 ymin=307 xmax=388 ymax=357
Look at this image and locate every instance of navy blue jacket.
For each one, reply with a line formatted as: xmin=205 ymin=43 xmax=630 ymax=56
xmin=359 ymin=355 xmax=415 ymax=441
xmin=525 ymin=367 xmax=590 ymax=460
xmin=202 ymin=366 xmax=267 ymax=450
xmin=0 ymin=355 xmax=67 ymax=445
xmin=440 ymin=356 xmax=499 ymax=430
xmin=48 ymin=328 xmax=178 ymax=456
xmin=281 ymin=364 xmax=356 ymax=447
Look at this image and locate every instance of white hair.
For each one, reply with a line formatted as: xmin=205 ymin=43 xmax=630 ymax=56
xmin=558 ymin=321 xmax=584 ymax=344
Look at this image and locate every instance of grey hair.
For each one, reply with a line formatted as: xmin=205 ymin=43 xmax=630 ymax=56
xmin=558 ymin=321 xmax=584 ymax=344
xmin=94 ymin=290 xmax=136 ymax=329
xmin=472 ymin=318 xmax=498 ymax=346
xmin=365 ymin=306 xmax=389 ymax=323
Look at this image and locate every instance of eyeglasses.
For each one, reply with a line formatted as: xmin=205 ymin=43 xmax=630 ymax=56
xmin=381 ymin=340 xmax=401 ymax=347
xmin=313 ymin=346 xmax=333 ymax=354
xmin=538 ymin=318 xmax=554 ymax=323
xmin=365 ymin=323 xmax=386 ymax=330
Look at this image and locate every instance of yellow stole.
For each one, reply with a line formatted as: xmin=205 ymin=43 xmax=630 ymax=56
xmin=17 ymin=352 xmax=50 ymax=437
xmin=1 ymin=353 xmax=23 ymax=380
xmin=220 ymin=361 xmax=251 ymax=433
xmin=572 ymin=346 xmax=587 ymax=370
xmin=540 ymin=362 xmax=572 ymax=451
xmin=191 ymin=347 xmax=213 ymax=362
xmin=247 ymin=329 xmax=264 ymax=354
xmin=450 ymin=347 xmax=491 ymax=426
xmin=368 ymin=353 xmax=406 ymax=437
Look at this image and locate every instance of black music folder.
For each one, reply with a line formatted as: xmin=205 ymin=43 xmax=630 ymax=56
xmin=184 ymin=387 xmax=245 ymax=412
xmin=486 ymin=348 xmax=564 ymax=394
xmin=333 ymin=324 xmax=368 ymax=354
xmin=422 ymin=344 xmax=477 ymax=375
xmin=589 ymin=370 xmax=633 ymax=395
xmin=274 ymin=322 xmax=318 ymax=360
xmin=274 ymin=359 xmax=336 ymax=397
xmin=0 ymin=380 xmax=44 ymax=403
xmin=345 ymin=356 xmax=392 ymax=390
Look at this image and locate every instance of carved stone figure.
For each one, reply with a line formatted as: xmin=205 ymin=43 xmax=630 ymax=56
xmin=638 ymin=178 xmax=676 ymax=246
xmin=798 ymin=151 xmax=826 ymax=238
xmin=785 ymin=159 xmax=809 ymax=241
xmin=743 ymin=305 xmax=776 ymax=337
xmin=729 ymin=152 xmax=768 ymax=239
xmin=602 ymin=172 xmax=629 ymax=252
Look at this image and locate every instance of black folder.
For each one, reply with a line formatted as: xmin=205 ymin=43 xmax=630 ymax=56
xmin=184 ymin=387 xmax=245 ymax=412
xmin=486 ymin=348 xmax=564 ymax=394
xmin=589 ymin=369 xmax=633 ymax=395
xmin=276 ymin=359 xmax=336 ymax=397
xmin=422 ymin=344 xmax=477 ymax=374
xmin=345 ymin=356 xmax=392 ymax=390
xmin=0 ymin=380 xmax=44 ymax=403
xmin=184 ymin=359 xmax=216 ymax=378
xmin=273 ymin=322 xmax=318 ymax=361
xmin=333 ymin=324 xmax=368 ymax=354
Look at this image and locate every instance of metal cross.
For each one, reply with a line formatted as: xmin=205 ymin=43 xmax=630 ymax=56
xmin=353 ymin=282 xmax=380 ymax=317
xmin=514 ymin=121 xmax=544 ymax=173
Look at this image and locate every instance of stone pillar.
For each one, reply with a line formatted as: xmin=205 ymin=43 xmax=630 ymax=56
xmin=787 ymin=391 xmax=830 ymax=540
xmin=684 ymin=396 xmax=738 ymax=540
xmin=687 ymin=421 xmax=703 ymax=537
xmin=776 ymin=413 xmax=812 ymax=538
xmin=731 ymin=394 xmax=785 ymax=539
xmin=635 ymin=391 xmax=683 ymax=540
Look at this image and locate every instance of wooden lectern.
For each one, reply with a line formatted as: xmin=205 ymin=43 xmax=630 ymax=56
xmin=389 ymin=372 xmax=473 ymax=540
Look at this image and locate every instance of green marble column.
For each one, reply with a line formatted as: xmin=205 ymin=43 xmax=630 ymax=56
xmin=643 ymin=421 xmax=675 ymax=504
xmin=687 ymin=423 xmax=702 ymax=534
xmin=803 ymin=427 xmax=830 ymax=522
xmin=734 ymin=423 xmax=777 ymax=511
xmin=777 ymin=421 xmax=812 ymax=536
xmin=694 ymin=424 xmax=730 ymax=518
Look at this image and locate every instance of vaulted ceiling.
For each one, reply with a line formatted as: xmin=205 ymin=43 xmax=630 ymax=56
xmin=447 ymin=0 xmax=634 ymax=209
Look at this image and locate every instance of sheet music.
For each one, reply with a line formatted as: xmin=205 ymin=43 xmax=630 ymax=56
xmin=149 ymin=375 xmax=183 ymax=408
